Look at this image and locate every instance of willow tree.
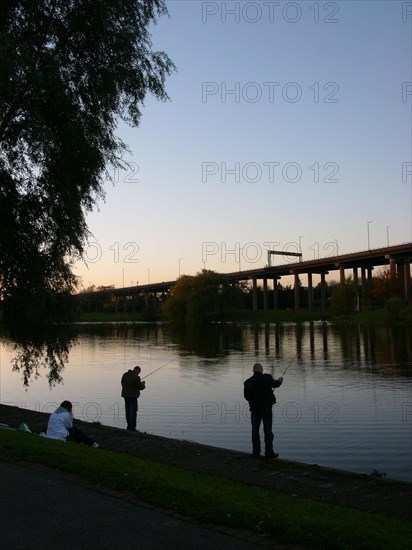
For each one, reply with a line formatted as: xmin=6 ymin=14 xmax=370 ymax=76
xmin=0 ymin=0 xmax=175 ymax=331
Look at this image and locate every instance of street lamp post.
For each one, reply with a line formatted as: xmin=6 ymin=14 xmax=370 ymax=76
xmin=147 ymin=268 xmax=150 ymax=284
xmin=122 ymin=268 xmax=126 ymax=288
xmin=386 ymin=226 xmax=389 ymax=247
xmin=367 ymin=221 xmax=372 ymax=250
xmin=298 ymin=235 xmax=303 ymax=261
xmin=178 ymin=258 xmax=183 ymax=278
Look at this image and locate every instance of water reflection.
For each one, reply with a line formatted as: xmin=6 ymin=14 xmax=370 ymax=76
xmin=4 ymin=326 xmax=77 ymax=387
xmin=2 ymin=321 xmax=410 ymax=388
xmin=328 ymin=322 xmax=412 ymax=371
xmin=1 ymin=320 xmax=411 ymax=480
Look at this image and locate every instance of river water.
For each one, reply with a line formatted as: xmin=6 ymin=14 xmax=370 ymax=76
xmin=1 ymin=321 xmax=411 ymax=482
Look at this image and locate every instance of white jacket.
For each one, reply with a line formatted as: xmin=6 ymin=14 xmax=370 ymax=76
xmin=45 ymin=406 xmax=73 ymax=440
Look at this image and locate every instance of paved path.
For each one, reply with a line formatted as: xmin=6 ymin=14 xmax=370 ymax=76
xmin=0 ymin=461 xmax=268 ymax=550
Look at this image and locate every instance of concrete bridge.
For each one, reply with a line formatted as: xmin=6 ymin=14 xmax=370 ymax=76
xmin=77 ymin=242 xmax=412 ymax=312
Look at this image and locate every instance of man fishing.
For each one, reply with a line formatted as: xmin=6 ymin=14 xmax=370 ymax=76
xmin=244 ymin=363 xmax=283 ymax=458
xmin=121 ymin=366 xmax=146 ymax=431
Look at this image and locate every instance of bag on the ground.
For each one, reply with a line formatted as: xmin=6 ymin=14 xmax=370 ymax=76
xmin=18 ymin=422 xmax=32 ymax=433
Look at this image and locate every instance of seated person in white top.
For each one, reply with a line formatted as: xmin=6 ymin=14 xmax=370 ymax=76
xmin=45 ymin=400 xmax=99 ymax=448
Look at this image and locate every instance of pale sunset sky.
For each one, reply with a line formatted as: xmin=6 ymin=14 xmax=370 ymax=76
xmin=73 ymin=0 xmax=412 ymax=289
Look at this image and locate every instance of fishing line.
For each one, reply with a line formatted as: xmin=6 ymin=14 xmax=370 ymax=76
xmin=141 ymin=358 xmax=176 ymax=380
xmin=144 ymin=350 xmax=299 ymax=381
xmin=281 ymin=351 xmax=300 ymax=377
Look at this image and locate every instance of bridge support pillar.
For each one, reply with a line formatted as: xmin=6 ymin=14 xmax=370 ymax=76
xmin=353 ymin=268 xmax=360 ymax=311
xmin=252 ymin=279 xmax=258 ymax=311
xmin=307 ymin=273 xmax=313 ymax=311
xmin=340 ymin=266 xmax=345 ymax=285
xmin=397 ymin=261 xmax=405 ymax=295
xmin=273 ymin=278 xmax=279 ymax=310
xmin=368 ymin=268 xmax=373 ymax=297
xmin=263 ymin=279 xmax=268 ymax=311
xmin=320 ymin=272 xmax=327 ymax=309
xmin=361 ymin=267 xmax=367 ymax=307
xmin=404 ymin=259 xmax=411 ymax=301
xmin=294 ymin=273 xmax=300 ymax=310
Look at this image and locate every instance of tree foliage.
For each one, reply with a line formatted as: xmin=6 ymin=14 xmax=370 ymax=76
xmin=0 ymin=0 xmax=174 ymax=331
xmin=330 ymin=278 xmax=355 ymax=315
xmin=163 ymin=270 xmax=244 ymax=322
xmin=371 ymin=268 xmax=402 ymax=303
xmin=10 ymin=326 xmax=76 ymax=387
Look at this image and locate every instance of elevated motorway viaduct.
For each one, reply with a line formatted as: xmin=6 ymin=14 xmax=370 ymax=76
xmin=77 ymin=243 xmax=412 ymax=312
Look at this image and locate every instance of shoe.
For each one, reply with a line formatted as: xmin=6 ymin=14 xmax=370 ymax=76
xmin=252 ymin=453 xmax=261 ymax=458
xmin=265 ymin=452 xmax=279 ymax=459
xmin=92 ymin=442 xmax=99 ymax=448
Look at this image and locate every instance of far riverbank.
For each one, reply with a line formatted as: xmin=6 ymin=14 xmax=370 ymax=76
xmin=75 ymin=307 xmax=394 ymax=324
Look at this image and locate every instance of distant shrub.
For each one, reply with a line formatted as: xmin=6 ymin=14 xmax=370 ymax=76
xmin=385 ymin=297 xmax=405 ymax=322
xmin=400 ymin=302 xmax=412 ymax=323
xmin=330 ymin=279 xmax=355 ymax=315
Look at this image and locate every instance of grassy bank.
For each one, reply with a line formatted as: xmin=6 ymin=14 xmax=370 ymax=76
xmin=1 ymin=430 xmax=411 ymax=550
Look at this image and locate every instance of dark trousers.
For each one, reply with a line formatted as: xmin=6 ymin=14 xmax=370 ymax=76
xmin=68 ymin=426 xmax=95 ymax=446
xmin=251 ymin=406 xmax=274 ymax=457
xmin=124 ymin=397 xmax=138 ymax=430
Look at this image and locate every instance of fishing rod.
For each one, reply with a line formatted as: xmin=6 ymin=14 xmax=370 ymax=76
xmin=143 ymin=350 xmax=298 ymax=381
xmin=281 ymin=351 xmax=300 ymax=377
xmin=141 ymin=358 xmax=176 ymax=380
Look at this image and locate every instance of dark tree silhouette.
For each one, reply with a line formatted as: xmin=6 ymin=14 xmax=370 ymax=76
xmin=0 ymin=0 xmax=175 ymax=331
xmin=0 ymin=1 xmax=174 ymax=385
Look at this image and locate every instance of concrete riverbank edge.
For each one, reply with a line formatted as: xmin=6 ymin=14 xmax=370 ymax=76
xmin=1 ymin=404 xmax=411 ymax=525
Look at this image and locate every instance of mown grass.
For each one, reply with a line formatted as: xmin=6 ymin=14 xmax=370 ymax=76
xmin=1 ymin=430 xmax=411 ymax=550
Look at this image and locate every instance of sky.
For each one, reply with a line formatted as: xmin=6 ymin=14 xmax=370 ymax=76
xmin=73 ymin=0 xmax=412 ymax=289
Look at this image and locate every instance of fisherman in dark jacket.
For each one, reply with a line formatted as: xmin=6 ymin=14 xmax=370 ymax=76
xmin=244 ymin=363 xmax=283 ymax=458
xmin=121 ymin=366 xmax=146 ymax=431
